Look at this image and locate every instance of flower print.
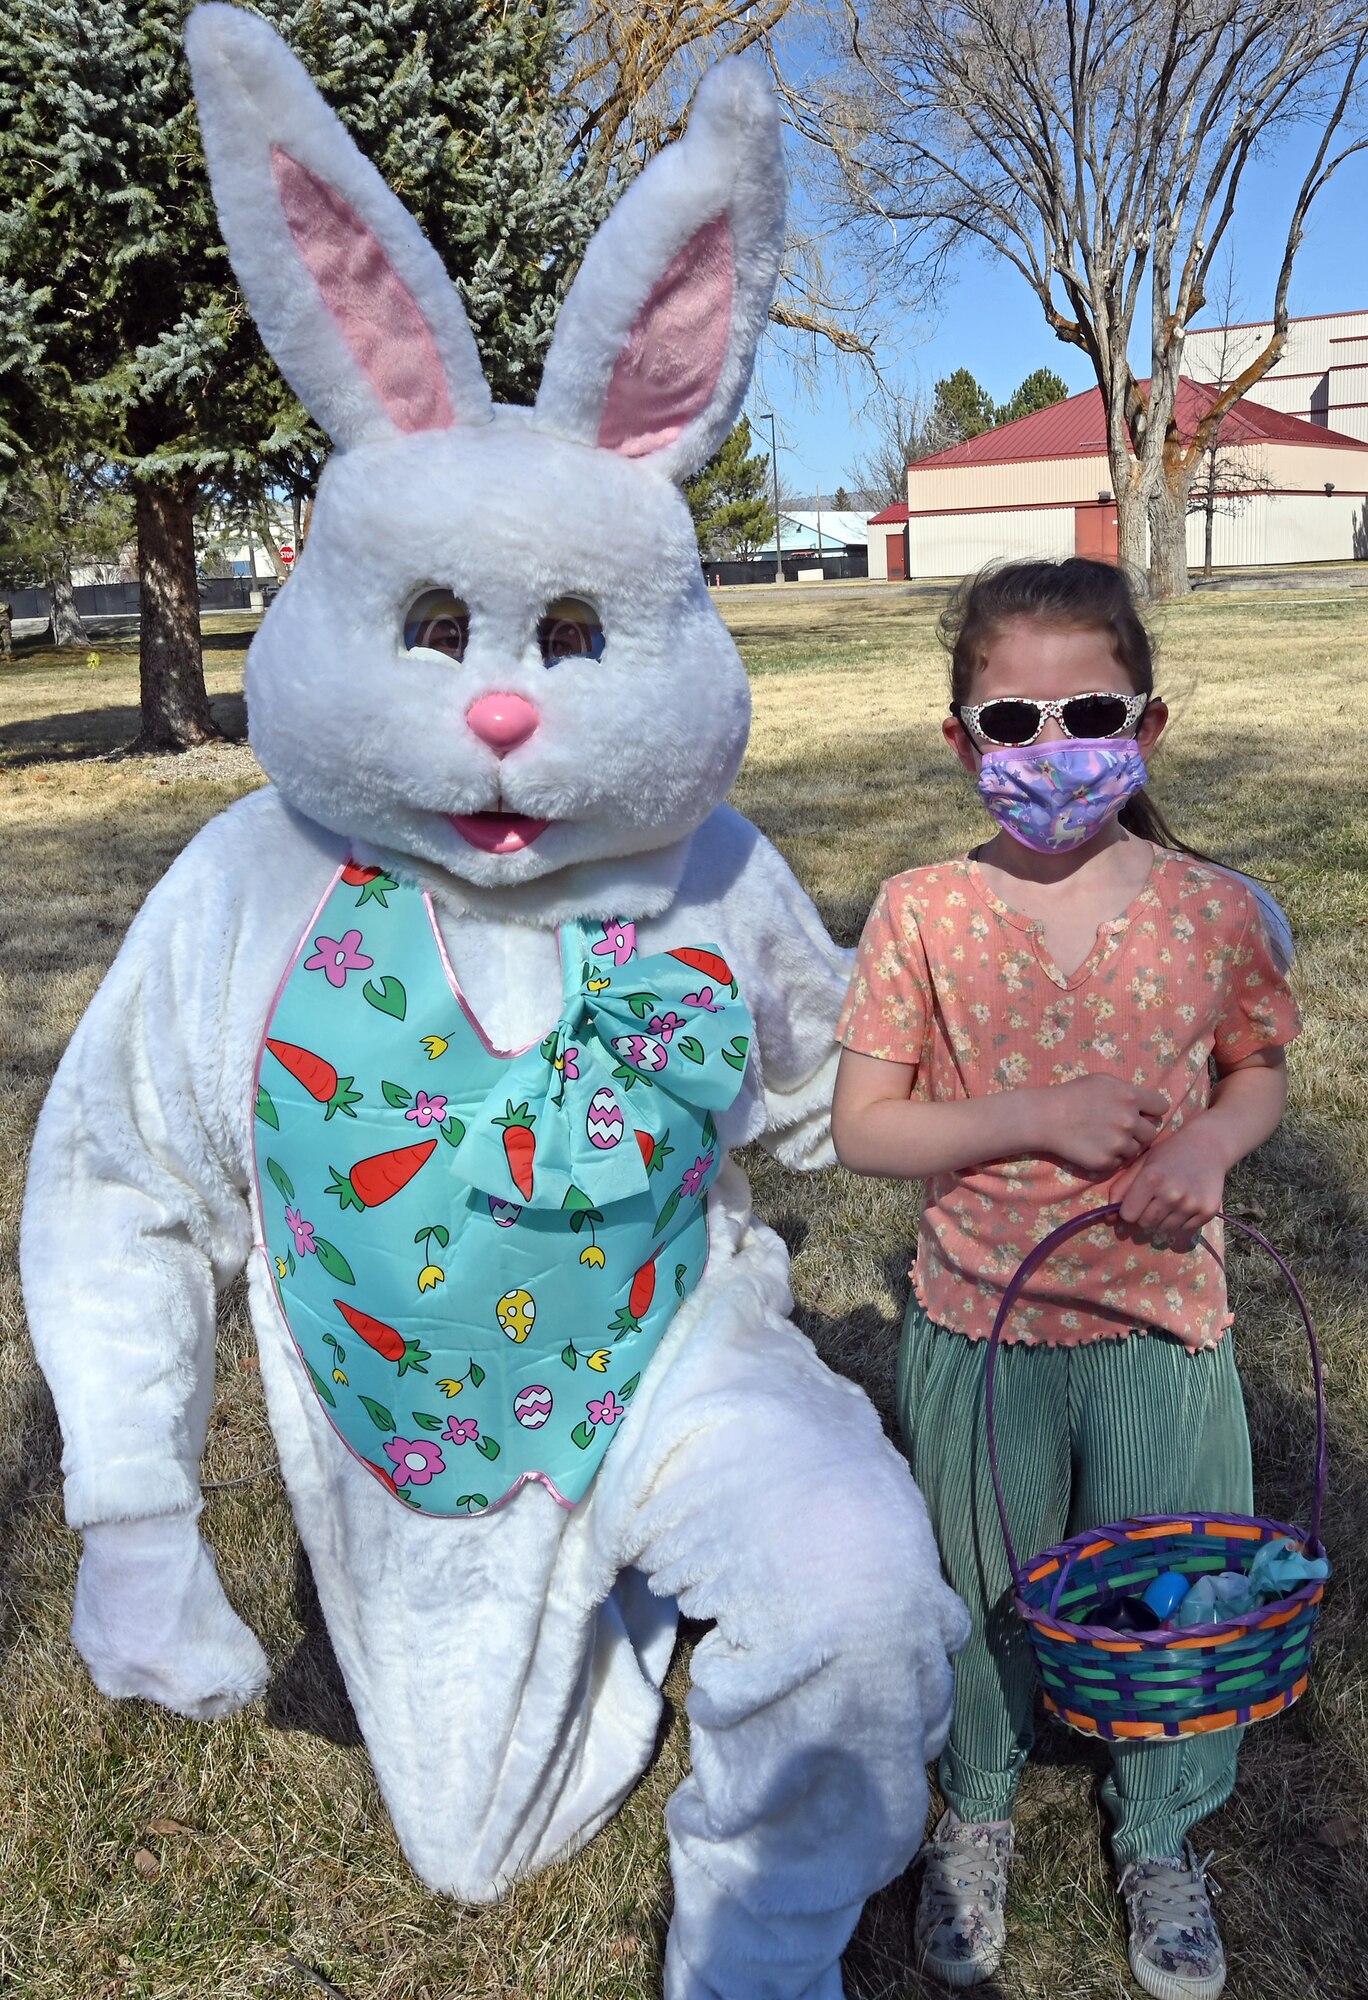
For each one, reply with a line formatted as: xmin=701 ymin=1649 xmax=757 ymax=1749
xmin=384 ymin=1436 xmax=445 ymax=1486
xmin=417 ymin=1263 xmax=445 ymax=1292
xmin=304 ymin=929 xmax=373 ymax=989
xmin=443 ymin=1415 xmax=480 ymax=1447
xmin=586 ymin=1349 xmax=612 ymax=1373
xmin=993 ymin=1051 xmax=1029 ymax=1088
xmin=680 ymin=1150 xmax=715 ymax=1199
xmin=682 ymin=986 xmax=719 ymax=1012
xmin=405 ymin=1089 xmax=449 ymax=1128
xmin=555 ymin=1046 xmax=581 ymax=1081
xmin=332 ymin=1367 xmax=348 ymax=1385
xmin=420 ymin=1034 xmax=449 ymax=1061
xmin=587 ymin=1389 xmax=625 ymax=1426
xmin=648 ymin=1011 xmax=686 ymax=1042
xmin=579 ymin=1244 xmax=606 ymax=1268
xmin=436 ymin=1378 xmax=464 ymax=1398
xmin=592 ymin=921 xmax=637 ymax=967
xmin=274 ymin=1255 xmax=288 ymax=1280
xmin=284 ymin=1206 xmax=316 ymax=1256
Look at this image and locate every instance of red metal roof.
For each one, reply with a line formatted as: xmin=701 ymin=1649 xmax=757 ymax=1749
xmin=910 ymin=377 xmax=1368 ymax=471
xmin=867 ymin=502 xmax=909 ymax=524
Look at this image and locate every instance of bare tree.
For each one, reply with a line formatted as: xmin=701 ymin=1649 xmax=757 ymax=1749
xmin=561 ymin=0 xmax=880 ymax=357
xmin=794 ymin=1 xmax=1368 ymax=595
xmin=1184 ymin=254 xmax=1274 ymax=576
xmin=843 ymin=386 xmax=951 ymax=504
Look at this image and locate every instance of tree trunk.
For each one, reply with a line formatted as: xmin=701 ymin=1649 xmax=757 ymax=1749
xmin=1115 ymin=474 xmax=1148 ymax=577
xmin=131 ymin=476 xmax=221 ymax=752
xmin=1147 ymin=479 xmax=1192 ymax=599
xmin=1204 ymin=495 xmax=1215 ymax=577
xmin=43 ymin=555 xmax=91 ymax=647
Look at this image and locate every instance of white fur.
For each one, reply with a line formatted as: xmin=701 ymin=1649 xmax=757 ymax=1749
xmin=22 ymin=18 xmax=968 ymax=1996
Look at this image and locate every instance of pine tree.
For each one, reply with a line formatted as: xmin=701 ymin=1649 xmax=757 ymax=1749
xmin=0 ymin=2 xmax=596 ymax=750
xmin=833 ymin=484 xmax=851 ymax=511
xmin=997 ymin=367 xmax=1069 ymax=426
xmin=932 ymin=368 xmax=996 ymax=442
xmin=683 ymin=419 xmax=775 ymax=562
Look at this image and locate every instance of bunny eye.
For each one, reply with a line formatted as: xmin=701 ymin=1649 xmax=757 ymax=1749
xmin=537 ymin=596 xmax=605 ymax=665
xmin=404 ymin=588 xmax=470 ymax=661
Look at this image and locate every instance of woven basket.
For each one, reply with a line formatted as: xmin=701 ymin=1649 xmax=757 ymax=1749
xmin=984 ymin=1203 xmax=1328 ymax=1741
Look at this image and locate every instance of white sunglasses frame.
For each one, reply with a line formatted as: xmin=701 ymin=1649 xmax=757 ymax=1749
xmin=952 ymin=689 xmax=1151 ymax=748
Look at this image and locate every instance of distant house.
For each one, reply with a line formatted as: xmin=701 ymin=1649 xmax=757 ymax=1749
xmin=868 ymin=373 xmax=1368 ymax=581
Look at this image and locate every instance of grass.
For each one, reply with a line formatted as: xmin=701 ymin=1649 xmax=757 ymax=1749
xmin=1 ymin=586 xmax=1366 ymax=1999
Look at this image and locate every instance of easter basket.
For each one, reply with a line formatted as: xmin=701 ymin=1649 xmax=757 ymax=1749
xmin=984 ymin=1203 xmax=1328 ymax=1741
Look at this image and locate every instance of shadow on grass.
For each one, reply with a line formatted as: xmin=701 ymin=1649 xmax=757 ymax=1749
xmin=0 ymin=1369 xmax=63 ymax=1670
xmin=265 ymin=1545 xmax=363 ymax=1747
xmin=0 ymin=690 xmax=248 ymax=767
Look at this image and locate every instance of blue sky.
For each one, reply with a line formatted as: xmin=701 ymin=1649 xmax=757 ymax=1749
xmin=748 ymin=118 xmax=1368 ymax=498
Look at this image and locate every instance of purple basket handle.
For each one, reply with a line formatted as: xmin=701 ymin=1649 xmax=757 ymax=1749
xmin=983 ymin=1204 xmax=1328 ymax=1593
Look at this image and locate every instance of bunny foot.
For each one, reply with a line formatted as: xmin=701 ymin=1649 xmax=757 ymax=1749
xmin=72 ymin=1511 xmax=269 ymax=1721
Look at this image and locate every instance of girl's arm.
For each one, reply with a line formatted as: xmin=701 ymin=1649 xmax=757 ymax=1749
xmin=832 ymin=1048 xmax=1167 ymax=1181
xmin=1111 ymin=1046 xmax=1288 ymax=1249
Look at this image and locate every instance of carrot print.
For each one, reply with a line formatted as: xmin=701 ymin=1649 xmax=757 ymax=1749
xmin=327 ymin=1139 xmax=437 ymax=1211
xmin=609 ymin=1252 xmax=658 ymax=1338
xmin=668 ymin=947 xmax=734 ymax=990
xmin=335 ymin=1299 xmax=431 ymax=1376
xmin=635 ymin=1127 xmax=672 ymax=1175
xmin=266 ymin=1038 xmax=363 ymax=1120
xmin=494 ymin=1101 xmax=537 ymax=1200
xmin=341 ymin=861 xmax=399 ymax=907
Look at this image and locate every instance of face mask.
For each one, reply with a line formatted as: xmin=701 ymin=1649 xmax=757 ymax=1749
xmin=975 ymin=737 xmax=1147 ymax=854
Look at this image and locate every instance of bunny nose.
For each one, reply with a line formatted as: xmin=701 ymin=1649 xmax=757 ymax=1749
xmin=465 ymin=692 xmax=540 ymax=755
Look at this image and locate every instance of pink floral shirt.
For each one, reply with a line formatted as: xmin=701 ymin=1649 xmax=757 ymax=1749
xmin=838 ymin=849 xmax=1301 ymax=1349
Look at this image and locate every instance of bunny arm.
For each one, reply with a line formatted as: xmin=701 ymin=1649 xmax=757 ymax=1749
xmin=22 ymin=788 xmax=850 ymax=1541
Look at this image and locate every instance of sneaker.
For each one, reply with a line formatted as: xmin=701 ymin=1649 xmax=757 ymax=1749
xmin=914 ymin=1808 xmax=1013 ymax=1988
xmin=1119 ymin=1846 xmax=1227 ymax=2000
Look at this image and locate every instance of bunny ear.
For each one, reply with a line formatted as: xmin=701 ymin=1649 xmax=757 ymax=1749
xmin=533 ymin=59 xmax=785 ymax=482
xmin=185 ymin=4 xmax=491 ymax=447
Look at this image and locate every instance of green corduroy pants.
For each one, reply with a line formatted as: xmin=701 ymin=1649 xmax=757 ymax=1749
xmin=899 ymin=1298 xmax=1254 ymax=1866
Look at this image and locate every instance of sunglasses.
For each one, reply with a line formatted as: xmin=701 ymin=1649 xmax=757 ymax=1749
xmin=951 ymin=690 xmax=1151 ymax=747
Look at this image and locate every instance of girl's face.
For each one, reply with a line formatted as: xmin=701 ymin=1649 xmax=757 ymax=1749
xmin=942 ymin=617 xmax=1168 ymax=774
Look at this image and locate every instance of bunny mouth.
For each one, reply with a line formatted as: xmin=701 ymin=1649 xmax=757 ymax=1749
xmin=448 ymin=811 xmax=551 ymax=855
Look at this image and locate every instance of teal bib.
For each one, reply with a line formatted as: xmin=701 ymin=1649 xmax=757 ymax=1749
xmin=253 ymin=865 xmax=753 ymax=1516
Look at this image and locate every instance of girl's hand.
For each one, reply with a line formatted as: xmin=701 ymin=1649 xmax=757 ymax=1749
xmin=1040 ymin=1074 xmax=1168 ymax=1175
xmin=1110 ymin=1120 xmax=1229 ymax=1251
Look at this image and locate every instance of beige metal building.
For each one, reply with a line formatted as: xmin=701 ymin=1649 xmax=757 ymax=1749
xmin=868 ymin=363 xmax=1368 ymax=581
xmin=1183 ymin=308 xmax=1368 ymax=442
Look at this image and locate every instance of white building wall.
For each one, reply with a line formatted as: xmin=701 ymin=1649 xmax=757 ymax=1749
xmin=1183 ymin=310 xmax=1368 ymax=441
xmin=867 ymin=529 xmax=890 ymax=580
xmin=1185 ymin=490 xmax=1368 ymax=567
xmin=909 ymin=506 xmax=1076 ymax=579
xmin=909 ymin=454 xmax=1111 ymax=513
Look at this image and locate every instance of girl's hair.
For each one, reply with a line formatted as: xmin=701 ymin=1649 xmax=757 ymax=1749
xmin=939 ymin=556 xmax=1212 ymax=861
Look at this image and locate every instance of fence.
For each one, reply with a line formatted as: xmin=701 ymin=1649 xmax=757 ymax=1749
xmin=701 ymin=551 xmax=868 ymax=586
xmin=6 ymin=575 xmax=276 ymax=620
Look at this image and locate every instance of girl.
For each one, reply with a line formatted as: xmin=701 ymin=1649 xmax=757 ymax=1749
xmin=832 ymin=559 xmax=1300 ymax=1999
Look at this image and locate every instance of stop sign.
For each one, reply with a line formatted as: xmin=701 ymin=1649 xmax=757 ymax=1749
xmin=279 ymin=544 xmax=294 ymax=565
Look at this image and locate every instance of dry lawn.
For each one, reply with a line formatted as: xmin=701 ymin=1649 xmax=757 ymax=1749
xmin=1 ymin=587 xmax=1365 ymax=2000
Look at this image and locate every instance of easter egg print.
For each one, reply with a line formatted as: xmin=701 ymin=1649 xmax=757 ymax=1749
xmin=585 ymin=1086 xmax=624 ymax=1150
xmin=496 ymin=1288 xmax=536 ymax=1343
xmin=488 ymin=1196 xmax=521 ymax=1228
xmin=611 ymin=1033 xmax=668 ymax=1074
xmin=514 ymin=1384 xmax=553 ymax=1429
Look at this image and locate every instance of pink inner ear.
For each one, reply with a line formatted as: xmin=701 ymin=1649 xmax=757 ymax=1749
xmin=598 ymin=214 xmax=735 ymax=459
xmin=271 ymin=147 xmax=453 ymax=435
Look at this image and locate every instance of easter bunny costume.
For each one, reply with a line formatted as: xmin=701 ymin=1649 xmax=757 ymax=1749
xmin=20 ymin=10 xmax=967 ymax=1995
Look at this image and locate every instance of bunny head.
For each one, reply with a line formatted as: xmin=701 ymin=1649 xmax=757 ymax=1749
xmin=185 ymin=5 xmax=785 ymax=895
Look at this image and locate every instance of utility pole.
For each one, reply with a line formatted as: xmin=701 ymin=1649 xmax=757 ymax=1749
xmin=756 ymin=411 xmax=785 ymax=584
xmin=815 ymin=487 xmax=824 ymax=563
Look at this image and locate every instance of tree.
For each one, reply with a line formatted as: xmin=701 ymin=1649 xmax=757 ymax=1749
xmin=0 ymin=462 xmax=133 ymax=646
xmin=834 ymin=484 xmax=852 ymax=510
xmin=803 ymin=1 xmax=1368 ymax=595
xmin=0 ymin=1 xmax=598 ymax=750
xmin=683 ymin=418 xmax=776 ymax=560
xmin=997 ymin=367 xmax=1069 ymax=426
xmin=933 ymin=367 xmax=995 ymax=442
xmin=843 ymin=388 xmax=948 ymax=504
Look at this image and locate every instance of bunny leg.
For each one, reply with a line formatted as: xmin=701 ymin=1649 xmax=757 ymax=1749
xmin=248 ymin=1262 xmax=668 ymax=1901
xmin=617 ymin=1290 xmax=968 ymax=2000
